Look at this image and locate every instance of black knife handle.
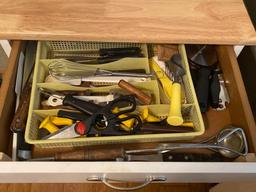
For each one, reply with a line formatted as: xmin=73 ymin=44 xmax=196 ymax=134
xmin=209 ymin=71 xmax=221 ymax=108
xmin=163 ymin=153 xmax=224 ymax=162
xmin=97 ymin=54 xmax=144 ymax=64
xmin=17 ymin=132 xmax=31 ymax=160
xmin=63 ymin=95 xmax=100 ymax=115
xmin=196 ymin=67 xmax=211 ymax=113
xmin=99 ymin=47 xmax=141 ymax=57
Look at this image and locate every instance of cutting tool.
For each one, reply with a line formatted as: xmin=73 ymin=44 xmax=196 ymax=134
xmin=43 ymin=95 xmax=142 ymax=139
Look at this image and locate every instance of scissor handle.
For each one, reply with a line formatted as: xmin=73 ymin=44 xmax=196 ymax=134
xmin=107 ymin=95 xmax=137 ymax=116
xmin=63 ymin=95 xmax=101 ymax=115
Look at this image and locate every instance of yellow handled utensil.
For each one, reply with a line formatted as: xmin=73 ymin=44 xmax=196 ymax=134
xmin=112 ymin=107 xmax=135 ymax=131
xmin=181 ymin=122 xmax=194 ymax=128
xmin=50 ymin=116 xmax=73 ymax=126
xmin=150 ymin=57 xmax=186 ymax=126
xmin=39 ymin=116 xmax=59 ymax=133
xmin=167 ymin=83 xmax=183 ymax=125
xmin=38 ymin=116 xmax=73 ymax=139
xmin=140 ymin=108 xmax=161 ymax=123
xmin=166 ymin=54 xmax=186 ymax=126
xmin=150 ymin=59 xmax=173 ymax=99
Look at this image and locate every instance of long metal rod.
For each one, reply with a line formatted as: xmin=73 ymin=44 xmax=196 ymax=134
xmin=126 ymin=128 xmax=248 ymax=157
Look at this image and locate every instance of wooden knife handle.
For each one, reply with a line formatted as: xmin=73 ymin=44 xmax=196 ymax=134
xmin=54 ymin=148 xmax=125 ymax=161
xmin=118 ymin=80 xmax=152 ymax=105
xmin=10 ymin=83 xmax=32 ymax=133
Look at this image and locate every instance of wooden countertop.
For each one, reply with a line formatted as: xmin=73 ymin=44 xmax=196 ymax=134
xmin=0 ymin=0 xmax=255 ymax=44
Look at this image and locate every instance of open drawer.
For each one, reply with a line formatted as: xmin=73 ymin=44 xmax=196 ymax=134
xmin=0 ymin=41 xmax=256 ymax=187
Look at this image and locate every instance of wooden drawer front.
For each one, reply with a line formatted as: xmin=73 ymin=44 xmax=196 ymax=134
xmin=1 ymin=43 xmax=256 ymax=185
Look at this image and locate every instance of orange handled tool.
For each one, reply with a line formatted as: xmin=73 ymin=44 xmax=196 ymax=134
xmin=118 ymin=80 xmax=152 ymax=105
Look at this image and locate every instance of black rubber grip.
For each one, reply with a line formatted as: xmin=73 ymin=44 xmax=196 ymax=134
xmin=163 ymin=153 xmax=224 ymax=162
xmin=97 ymin=57 xmax=120 ymax=64
xmin=196 ymin=67 xmax=211 ymax=113
xmin=97 ymin=54 xmax=144 ymax=64
xmin=63 ymin=95 xmax=100 ymax=115
xmin=38 ymin=128 xmax=51 ymax=139
xmin=58 ymin=110 xmax=89 ymax=121
xmin=99 ymin=47 xmax=141 ymax=57
xmin=209 ymin=71 xmax=221 ymax=108
xmin=17 ymin=132 xmax=31 ymax=151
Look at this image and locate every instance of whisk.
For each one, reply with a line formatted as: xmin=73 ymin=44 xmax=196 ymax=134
xmin=48 ymin=60 xmax=152 ymax=81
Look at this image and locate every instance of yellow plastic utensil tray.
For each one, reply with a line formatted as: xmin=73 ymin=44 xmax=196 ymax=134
xmin=25 ymin=41 xmax=204 ymax=148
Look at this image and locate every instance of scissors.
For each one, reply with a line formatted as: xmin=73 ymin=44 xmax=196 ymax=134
xmin=42 ymin=94 xmax=142 ymax=139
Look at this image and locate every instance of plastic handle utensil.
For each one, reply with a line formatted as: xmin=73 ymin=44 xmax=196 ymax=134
xmin=150 ymin=59 xmax=173 ymax=99
xmin=166 ymin=54 xmax=185 ymax=126
xmin=118 ymin=80 xmax=152 ymax=105
xmin=167 ymin=83 xmax=183 ymax=125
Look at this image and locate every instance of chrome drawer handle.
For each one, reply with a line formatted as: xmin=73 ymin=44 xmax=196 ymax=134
xmin=87 ymin=175 xmax=166 ymax=191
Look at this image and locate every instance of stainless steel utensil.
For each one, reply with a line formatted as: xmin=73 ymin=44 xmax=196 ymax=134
xmin=126 ymin=127 xmax=248 ymax=158
xmin=48 ymin=60 xmax=152 ymax=80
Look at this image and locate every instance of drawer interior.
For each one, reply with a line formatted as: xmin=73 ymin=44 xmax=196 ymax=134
xmin=238 ymin=46 xmax=256 ymax=124
xmin=216 ymin=46 xmax=256 ymax=152
xmin=190 ymin=46 xmax=256 ymax=150
xmin=0 ymin=41 xmax=22 ymax=155
xmin=2 ymin=41 xmax=255 ymax=163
